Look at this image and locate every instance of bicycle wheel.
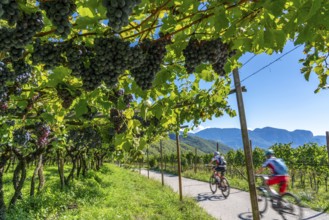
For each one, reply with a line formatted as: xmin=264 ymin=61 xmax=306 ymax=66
xmin=209 ymin=176 xmax=217 ymax=194
xmin=220 ymin=177 xmax=230 ymax=198
xmin=256 ymin=187 xmax=268 ymax=214
xmin=279 ymin=192 xmax=303 ymax=220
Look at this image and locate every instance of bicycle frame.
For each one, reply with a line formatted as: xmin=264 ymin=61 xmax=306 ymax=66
xmin=256 ymin=175 xmax=280 ymax=198
xmin=210 ymin=165 xmax=223 ymax=179
xmin=256 ymin=174 xmax=303 ymax=219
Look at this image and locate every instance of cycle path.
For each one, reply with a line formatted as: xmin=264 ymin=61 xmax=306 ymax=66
xmin=140 ymin=169 xmax=329 ymax=220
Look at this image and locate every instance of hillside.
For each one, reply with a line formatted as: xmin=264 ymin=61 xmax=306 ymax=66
xmin=193 ymin=127 xmax=327 ymax=149
xmin=146 ymin=134 xmax=232 ymax=156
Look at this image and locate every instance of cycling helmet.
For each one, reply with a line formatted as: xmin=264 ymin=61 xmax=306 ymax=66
xmin=265 ymin=149 xmax=274 ymax=157
xmin=214 ymin=151 xmax=220 ymax=156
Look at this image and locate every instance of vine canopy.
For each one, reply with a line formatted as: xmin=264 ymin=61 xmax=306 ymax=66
xmin=0 ymin=0 xmax=328 ymax=152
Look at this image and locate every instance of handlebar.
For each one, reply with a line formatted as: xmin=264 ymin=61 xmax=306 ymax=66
xmin=205 ymin=164 xmax=215 ymax=167
xmin=255 ymin=174 xmax=270 ymax=181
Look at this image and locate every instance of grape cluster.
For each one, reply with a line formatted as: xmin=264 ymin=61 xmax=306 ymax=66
xmin=90 ymin=37 xmax=145 ymax=87
xmin=212 ymin=50 xmax=236 ymax=76
xmin=182 ymin=38 xmax=201 ymax=73
xmin=132 ymin=115 xmax=150 ymax=127
xmin=0 ymin=0 xmax=20 ymax=26
xmin=78 ymin=67 xmax=102 ymax=91
xmin=31 ymin=39 xmax=65 ymax=69
xmin=34 ymin=122 xmax=51 ymax=146
xmin=56 ymin=83 xmax=81 ymax=109
xmin=0 ymin=12 xmax=44 ymax=51
xmin=5 ymin=120 xmax=15 ymax=126
xmin=13 ymin=128 xmax=31 ymax=146
xmin=123 ymin=93 xmax=133 ymax=107
xmin=110 ymin=108 xmax=126 ymax=134
xmin=67 ymin=37 xmax=145 ymax=91
xmin=133 ymin=115 xmax=160 ymax=127
xmin=102 ymin=0 xmax=141 ymax=32
xmin=183 ymin=38 xmax=233 ymax=75
xmin=1 ymin=59 xmax=32 ymax=102
xmin=0 ymin=101 xmax=8 ymax=113
xmin=108 ymin=89 xmax=134 ymax=108
xmin=39 ymin=0 xmax=76 ymax=37
xmin=0 ymin=61 xmax=13 ymax=102
xmin=9 ymin=47 xmax=24 ymax=62
xmin=130 ymin=37 xmax=171 ymax=90
xmin=67 ymin=127 xmax=102 ymax=149
xmin=65 ymin=42 xmax=91 ymax=76
xmin=12 ymin=60 xmax=32 ymax=85
xmin=108 ymin=89 xmax=124 ymax=103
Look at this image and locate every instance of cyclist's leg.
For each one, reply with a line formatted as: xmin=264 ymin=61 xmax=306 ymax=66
xmin=218 ymin=167 xmax=226 ymax=186
xmin=278 ymin=176 xmax=289 ymax=195
xmin=266 ymin=176 xmax=281 ymax=192
xmin=214 ymin=167 xmax=221 ymax=181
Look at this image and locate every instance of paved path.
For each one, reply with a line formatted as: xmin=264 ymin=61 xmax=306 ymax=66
xmin=140 ymin=170 xmax=329 ymax=220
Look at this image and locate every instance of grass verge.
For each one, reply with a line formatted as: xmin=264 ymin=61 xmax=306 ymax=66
xmin=4 ymin=164 xmax=216 ymax=220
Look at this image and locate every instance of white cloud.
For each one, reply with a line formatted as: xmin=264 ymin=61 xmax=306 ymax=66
xmin=188 ymin=125 xmax=209 ymax=133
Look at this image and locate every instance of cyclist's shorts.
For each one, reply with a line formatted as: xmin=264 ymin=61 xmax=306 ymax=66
xmin=267 ymin=175 xmax=289 ymax=194
xmin=215 ymin=166 xmax=226 ymax=176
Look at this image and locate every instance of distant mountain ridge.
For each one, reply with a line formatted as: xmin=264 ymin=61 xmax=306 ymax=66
xmin=192 ymin=127 xmax=326 ymax=149
xmin=168 ymin=133 xmax=232 ymax=154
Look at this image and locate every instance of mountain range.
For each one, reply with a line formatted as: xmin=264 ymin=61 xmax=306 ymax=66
xmin=191 ymin=127 xmax=327 ymax=149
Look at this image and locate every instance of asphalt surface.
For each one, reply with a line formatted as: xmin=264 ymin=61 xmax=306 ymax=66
xmin=140 ymin=169 xmax=329 ymax=220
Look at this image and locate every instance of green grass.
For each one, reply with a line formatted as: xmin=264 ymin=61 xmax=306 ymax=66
xmin=3 ymin=164 xmax=216 ymax=220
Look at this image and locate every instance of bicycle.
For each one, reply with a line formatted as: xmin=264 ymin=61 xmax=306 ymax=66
xmin=208 ymin=165 xmax=230 ymax=198
xmin=255 ymin=174 xmax=303 ymax=220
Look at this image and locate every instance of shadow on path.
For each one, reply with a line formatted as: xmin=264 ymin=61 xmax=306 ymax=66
xmin=195 ymin=192 xmax=226 ymax=202
xmin=302 ymin=209 xmax=329 ymax=220
xmin=238 ymin=212 xmax=281 ymax=220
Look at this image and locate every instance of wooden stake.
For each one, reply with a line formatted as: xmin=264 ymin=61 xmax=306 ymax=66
xmin=232 ymin=68 xmax=260 ymax=220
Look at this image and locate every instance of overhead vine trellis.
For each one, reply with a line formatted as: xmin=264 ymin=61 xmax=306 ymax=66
xmin=1 ymin=0 xmax=329 ymax=218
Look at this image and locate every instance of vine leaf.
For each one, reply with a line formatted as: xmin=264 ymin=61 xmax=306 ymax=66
xmin=75 ymin=100 xmax=88 ymax=117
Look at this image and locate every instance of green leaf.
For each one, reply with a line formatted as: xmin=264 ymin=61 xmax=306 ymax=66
xmin=305 ymin=0 xmax=323 ymax=21
xmin=264 ymin=30 xmax=286 ymax=51
xmin=77 ymin=6 xmax=94 ymax=17
xmin=41 ymin=113 xmax=56 ymax=123
xmin=199 ymin=69 xmax=214 ymax=82
xmin=314 ymin=66 xmax=323 ymax=75
xmin=295 ymin=24 xmax=314 ymax=45
xmin=75 ymin=16 xmax=101 ymax=29
xmin=47 ymin=67 xmax=71 ymax=86
xmin=75 ymin=99 xmax=88 ymax=117
xmin=213 ymin=7 xmax=229 ymax=32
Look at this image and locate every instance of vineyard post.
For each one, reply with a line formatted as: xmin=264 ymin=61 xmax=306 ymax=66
xmin=175 ymin=130 xmax=183 ymax=201
xmin=194 ymin=148 xmax=197 ymax=174
xmin=232 ymin=68 xmax=260 ymax=219
xmin=147 ymin=147 xmax=149 ymax=179
xmin=326 ymin=131 xmax=329 ymax=163
xmin=176 ymin=125 xmax=188 ymax=201
xmin=160 ymin=140 xmax=164 ymax=186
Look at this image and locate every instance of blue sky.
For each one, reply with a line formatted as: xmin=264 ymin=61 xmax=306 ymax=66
xmin=191 ymin=41 xmax=329 ymax=136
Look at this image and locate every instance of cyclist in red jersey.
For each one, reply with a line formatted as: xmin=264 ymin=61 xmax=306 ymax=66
xmin=256 ymin=149 xmax=289 ymax=195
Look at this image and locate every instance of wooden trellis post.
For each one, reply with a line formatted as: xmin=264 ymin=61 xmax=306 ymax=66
xmin=232 ymin=68 xmax=260 ymax=220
